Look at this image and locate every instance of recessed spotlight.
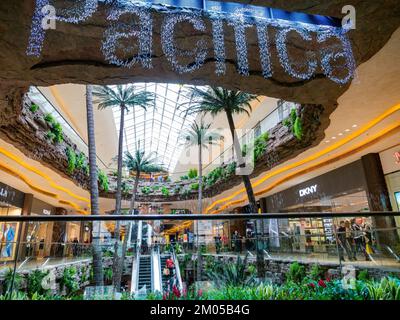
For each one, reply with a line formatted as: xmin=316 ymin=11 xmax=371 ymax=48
xmin=352 ymin=124 xmax=357 ymax=128
xmin=325 ymin=140 xmax=330 ymax=143
xmin=338 ymin=133 xmax=343 ymax=136
xmin=331 ymin=136 xmax=336 ymax=139
xmin=345 ymin=129 xmax=350 ymax=132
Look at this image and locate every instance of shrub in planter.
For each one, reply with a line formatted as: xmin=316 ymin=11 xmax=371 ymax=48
xmin=60 ymin=266 xmax=79 ymax=296
xmin=3 ymin=268 xmax=23 ymax=293
xmin=98 ymin=169 xmax=109 ymax=192
xmin=27 ymin=269 xmax=50 ymax=297
xmin=161 ymin=186 xmax=170 ymax=197
xmin=188 ymin=168 xmax=198 ymax=179
xmin=286 ymin=262 xmax=306 ymax=284
xmin=30 ymin=103 xmax=39 ymax=113
xmin=190 ymin=183 xmax=199 ymax=191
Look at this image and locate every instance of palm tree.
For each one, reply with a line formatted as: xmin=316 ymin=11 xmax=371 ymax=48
xmin=93 ymin=85 xmax=155 ymax=289
xmin=181 ymin=87 xmax=265 ymax=277
xmin=182 ymin=87 xmax=259 ymax=211
xmin=180 ymin=118 xmax=221 ymax=282
xmin=93 ymin=85 xmax=155 ymax=218
xmin=181 ymin=118 xmax=221 ymax=215
xmin=113 ymin=149 xmax=164 ymax=291
xmin=86 ymin=85 xmax=104 ymax=287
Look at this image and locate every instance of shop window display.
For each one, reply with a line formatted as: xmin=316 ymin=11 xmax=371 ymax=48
xmin=0 ymin=205 xmax=22 ymax=262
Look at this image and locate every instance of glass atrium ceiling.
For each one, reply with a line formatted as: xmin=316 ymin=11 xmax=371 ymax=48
xmin=111 ymin=83 xmax=198 ymax=172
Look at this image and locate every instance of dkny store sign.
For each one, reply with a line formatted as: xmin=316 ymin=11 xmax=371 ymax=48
xmin=299 ymin=184 xmax=318 ymax=197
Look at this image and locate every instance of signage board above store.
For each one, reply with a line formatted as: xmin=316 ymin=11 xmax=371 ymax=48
xmin=299 ymin=184 xmax=318 ymax=197
xmin=0 ymin=182 xmax=25 ymax=208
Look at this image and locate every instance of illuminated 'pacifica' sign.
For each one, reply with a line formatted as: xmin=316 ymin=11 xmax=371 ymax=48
xmin=27 ymin=0 xmax=356 ymax=85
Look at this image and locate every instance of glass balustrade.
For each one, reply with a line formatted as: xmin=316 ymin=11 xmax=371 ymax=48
xmin=0 ymin=213 xmax=399 ymax=300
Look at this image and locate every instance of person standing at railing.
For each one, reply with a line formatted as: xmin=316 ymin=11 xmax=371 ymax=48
xmin=345 ymin=220 xmax=357 ymax=261
xmin=72 ymin=237 xmax=79 ymax=257
xmin=337 ymin=221 xmax=355 ymax=262
xmin=351 ymin=218 xmax=370 ymax=261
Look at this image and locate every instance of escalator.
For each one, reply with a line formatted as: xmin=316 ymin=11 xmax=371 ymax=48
xmin=137 ymin=255 xmax=152 ymax=291
xmin=131 ymin=222 xmax=182 ymax=295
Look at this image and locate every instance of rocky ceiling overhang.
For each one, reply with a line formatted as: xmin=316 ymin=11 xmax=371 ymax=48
xmin=0 ymin=1 xmax=399 ymax=104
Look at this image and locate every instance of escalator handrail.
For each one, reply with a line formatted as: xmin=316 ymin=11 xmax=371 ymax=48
xmin=171 ymin=249 xmax=183 ymax=292
xmin=133 ymin=220 xmax=143 ymax=293
xmin=151 ymin=245 xmax=163 ymax=293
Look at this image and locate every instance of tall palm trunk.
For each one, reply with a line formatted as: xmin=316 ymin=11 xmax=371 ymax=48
xmin=111 ymin=105 xmax=125 ymax=289
xmin=225 ymin=110 xmax=264 ymax=278
xmin=114 ymin=171 xmax=140 ymax=292
xmin=225 ymin=110 xmax=256 ymax=210
xmin=196 ymin=144 xmax=203 ymax=281
xmin=86 ymin=85 xmax=104 ymax=287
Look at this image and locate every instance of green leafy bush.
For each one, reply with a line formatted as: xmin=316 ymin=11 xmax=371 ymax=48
xmin=180 ymin=175 xmax=189 ymax=180
xmin=282 ymin=108 xmax=303 ymax=140
xmin=205 ymin=167 xmax=224 ymax=186
xmin=27 ymin=270 xmax=49 ymax=297
xmin=293 ymin=116 xmax=303 ymax=140
xmin=365 ymin=277 xmax=400 ymax=300
xmin=253 ymin=132 xmax=269 ymax=161
xmin=207 ymin=255 xmax=254 ymax=288
xmin=141 ymin=186 xmax=152 ymax=194
xmin=60 ymin=266 xmax=79 ymax=296
xmin=308 ymin=264 xmax=325 ymax=281
xmin=44 ymin=113 xmax=55 ymax=124
xmin=66 ymin=147 xmax=76 ymax=174
xmin=104 ymin=268 xmax=113 ymax=283
xmin=190 ymin=183 xmax=199 ymax=191
xmin=75 ymin=152 xmax=87 ymax=170
xmin=3 ymin=268 xmax=23 ymax=293
xmin=44 ymin=113 xmax=64 ymax=144
xmin=286 ymin=262 xmax=306 ymax=284
xmin=30 ymin=103 xmax=39 ymax=113
xmin=357 ymin=269 xmax=370 ymax=281
xmin=161 ymin=186 xmax=170 ymax=196
xmin=188 ymin=168 xmax=198 ymax=179
xmin=98 ymin=169 xmax=109 ymax=192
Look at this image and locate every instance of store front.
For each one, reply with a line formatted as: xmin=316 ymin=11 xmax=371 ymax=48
xmin=0 ymin=182 xmax=25 ymax=264
xmin=380 ymin=145 xmax=400 ymax=236
xmin=24 ymin=198 xmax=56 ymax=259
xmin=261 ymin=154 xmax=397 ymax=253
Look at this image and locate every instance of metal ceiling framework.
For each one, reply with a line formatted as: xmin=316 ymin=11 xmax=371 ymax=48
xmin=111 ymin=83 xmax=198 ymax=172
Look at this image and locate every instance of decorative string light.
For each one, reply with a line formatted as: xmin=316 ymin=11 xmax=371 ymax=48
xmin=255 ymin=19 xmax=273 ymax=79
xmin=227 ymin=9 xmax=255 ymax=76
xmin=317 ymin=29 xmax=356 ymax=84
xmin=102 ymin=2 xmax=153 ymax=69
xmin=56 ymin=0 xmax=98 ymax=24
xmin=25 ymin=0 xmax=355 ymax=85
xmin=161 ymin=12 xmax=208 ymax=74
xmin=27 ymin=0 xmax=99 ymax=56
xmin=209 ymin=11 xmax=226 ymax=76
xmin=276 ymin=26 xmax=317 ymax=80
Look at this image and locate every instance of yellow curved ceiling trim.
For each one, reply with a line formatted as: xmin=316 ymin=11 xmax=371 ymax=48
xmin=0 ymin=162 xmax=58 ymax=198
xmin=0 ymin=146 xmax=90 ymax=205
xmin=209 ymin=122 xmax=400 ymax=214
xmin=206 ymin=103 xmax=400 ymax=213
xmin=0 ymin=159 xmax=87 ymax=213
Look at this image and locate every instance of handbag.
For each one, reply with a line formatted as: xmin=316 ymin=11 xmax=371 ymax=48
xmin=365 ymin=243 xmax=374 ymax=255
xmin=163 ymin=268 xmax=170 ymax=276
